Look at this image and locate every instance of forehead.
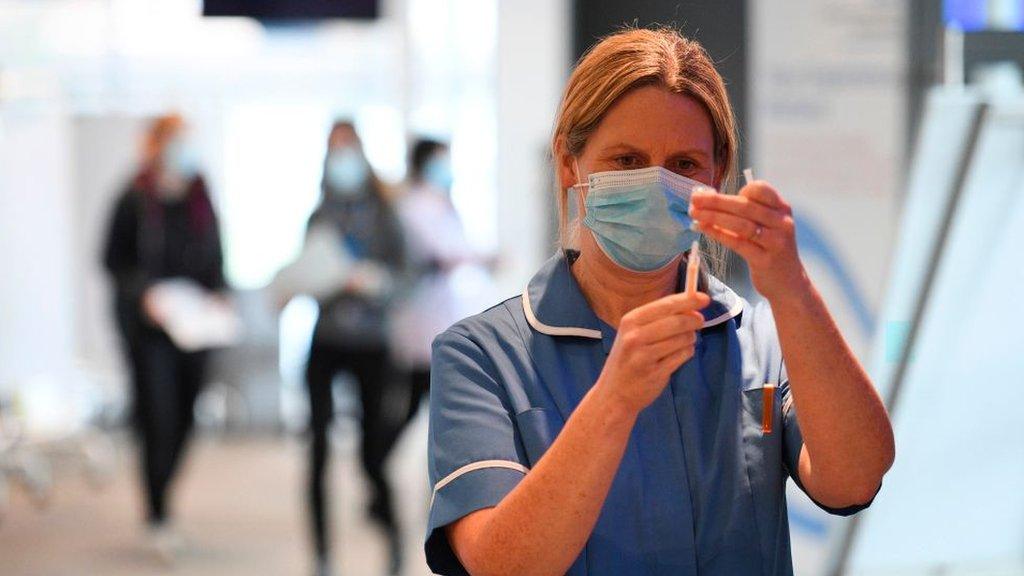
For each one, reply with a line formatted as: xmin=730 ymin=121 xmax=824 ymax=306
xmin=585 ymin=85 xmax=715 ymax=154
xmin=330 ymin=126 xmax=358 ymax=146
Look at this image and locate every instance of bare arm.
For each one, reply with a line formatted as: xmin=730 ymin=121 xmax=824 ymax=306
xmin=691 ymin=182 xmax=894 ymax=508
xmin=447 ymin=292 xmax=709 ymax=576
xmin=448 ymin=382 xmax=636 ymax=576
xmin=770 ymin=276 xmax=894 ymax=506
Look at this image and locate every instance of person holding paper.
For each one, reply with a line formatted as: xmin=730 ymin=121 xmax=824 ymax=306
xmin=302 ymin=120 xmax=406 ymax=576
xmin=425 ymin=29 xmax=895 ymax=575
xmin=102 ymin=113 xmax=226 ymax=561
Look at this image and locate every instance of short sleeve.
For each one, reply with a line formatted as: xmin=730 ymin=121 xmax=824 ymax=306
xmin=780 ymin=367 xmax=879 ymax=516
xmin=425 ymin=329 xmax=529 ymax=575
xmin=748 ymin=298 xmax=878 ymax=517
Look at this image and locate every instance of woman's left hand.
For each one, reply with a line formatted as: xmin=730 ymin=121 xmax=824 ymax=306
xmin=692 ymin=181 xmax=895 ymax=504
xmin=689 ymin=181 xmax=808 ymax=304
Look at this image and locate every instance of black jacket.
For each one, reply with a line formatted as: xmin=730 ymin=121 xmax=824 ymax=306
xmin=103 ymin=175 xmax=225 ymax=341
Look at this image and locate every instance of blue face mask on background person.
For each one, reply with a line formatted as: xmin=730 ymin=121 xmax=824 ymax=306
xmin=162 ymin=138 xmax=200 ymax=181
xmin=325 ymin=147 xmax=369 ymax=195
xmin=423 ymin=153 xmax=454 ymax=191
xmin=577 ymin=165 xmax=707 ymax=272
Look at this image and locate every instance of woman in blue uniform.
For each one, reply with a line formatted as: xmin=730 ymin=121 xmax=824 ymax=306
xmin=425 ymin=29 xmax=895 ymax=575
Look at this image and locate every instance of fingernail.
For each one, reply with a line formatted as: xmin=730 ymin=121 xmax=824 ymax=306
xmin=689 ymin=220 xmax=701 ymax=232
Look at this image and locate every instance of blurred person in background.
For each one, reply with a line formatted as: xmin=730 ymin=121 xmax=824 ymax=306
xmin=302 ymin=120 xmax=406 ymax=576
xmin=102 ymin=113 xmax=226 ymax=561
xmin=387 ymin=138 xmax=483 ymax=450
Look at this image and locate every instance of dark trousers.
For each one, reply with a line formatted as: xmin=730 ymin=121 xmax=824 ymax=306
xmin=305 ymin=341 xmax=399 ymax=560
xmin=393 ymin=366 xmax=430 ymax=440
xmin=125 ymin=334 xmax=207 ymax=524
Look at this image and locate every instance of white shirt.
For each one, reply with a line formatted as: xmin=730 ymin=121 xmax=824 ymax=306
xmin=389 ymin=183 xmax=480 ymax=368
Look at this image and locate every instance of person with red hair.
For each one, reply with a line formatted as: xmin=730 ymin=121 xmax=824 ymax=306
xmin=102 ymin=113 xmax=226 ymax=562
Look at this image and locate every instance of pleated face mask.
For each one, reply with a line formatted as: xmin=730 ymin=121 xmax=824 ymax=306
xmin=576 ymin=165 xmax=709 ymax=272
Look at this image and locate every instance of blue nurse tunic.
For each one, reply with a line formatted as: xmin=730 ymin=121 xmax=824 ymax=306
xmin=425 ymin=251 xmax=873 ymax=575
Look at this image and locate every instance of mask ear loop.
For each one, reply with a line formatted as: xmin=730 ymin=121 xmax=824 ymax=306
xmin=572 ymin=158 xmax=589 ymax=191
xmin=566 ymin=158 xmax=588 ymax=250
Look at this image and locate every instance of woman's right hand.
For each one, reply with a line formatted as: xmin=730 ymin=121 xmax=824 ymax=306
xmin=597 ymin=291 xmax=710 ymax=415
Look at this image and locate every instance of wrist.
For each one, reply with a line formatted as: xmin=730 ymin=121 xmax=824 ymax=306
xmin=590 ymin=377 xmax=641 ymax=426
xmin=764 ymin=267 xmax=815 ymax=310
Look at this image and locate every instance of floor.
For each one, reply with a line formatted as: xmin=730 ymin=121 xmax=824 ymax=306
xmin=0 ymin=415 xmax=434 ymax=576
xmin=1 ymin=406 xmax=835 ymax=576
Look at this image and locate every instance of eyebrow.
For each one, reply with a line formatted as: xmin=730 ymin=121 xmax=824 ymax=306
xmin=598 ymin=142 xmax=711 ymax=159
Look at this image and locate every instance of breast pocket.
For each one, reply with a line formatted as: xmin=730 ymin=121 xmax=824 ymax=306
xmin=740 ymin=385 xmax=785 ymax=468
xmin=514 ymin=407 xmax=562 ymax=467
xmin=740 ymin=385 xmax=788 ymax=575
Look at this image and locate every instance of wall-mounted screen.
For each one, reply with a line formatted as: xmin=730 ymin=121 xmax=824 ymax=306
xmin=203 ymin=0 xmax=379 ymax=21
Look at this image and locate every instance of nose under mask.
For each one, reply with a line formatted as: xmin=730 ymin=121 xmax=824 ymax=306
xmin=575 ymin=165 xmax=708 ymax=272
xmin=162 ymin=139 xmax=200 ymax=181
xmin=325 ymin=148 xmax=369 ymax=196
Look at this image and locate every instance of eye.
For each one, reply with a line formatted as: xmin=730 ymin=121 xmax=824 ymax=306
xmin=671 ymin=158 xmax=697 ymax=173
xmin=615 ymin=155 xmax=642 ymax=169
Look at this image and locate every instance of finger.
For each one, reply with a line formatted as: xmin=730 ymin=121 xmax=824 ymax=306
xmin=637 ymin=312 xmax=705 ymax=344
xmin=653 ymin=342 xmax=697 ymax=374
xmin=625 ymin=291 xmax=711 ymax=325
xmin=640 ymin=333 xmax=697 ymax=361
xmin=740 ymin=181 xmax=789 ymax=213
xmin=693 ymin=220 xmax=766 ymax=262
xmin=689 ymin=208 xmax=762 ymax=243
xmin=689 ymin=192 xmax=786 ymax=228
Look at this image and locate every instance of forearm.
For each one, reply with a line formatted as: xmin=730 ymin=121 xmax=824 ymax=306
xmin=452 ymin=383 xmax=637 ymax=576
xmin=769 ymin=274 xmax=894 ymax=502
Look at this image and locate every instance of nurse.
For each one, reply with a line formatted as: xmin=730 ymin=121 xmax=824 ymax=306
xmin=426 ymin=28 xmax=894 ymax=576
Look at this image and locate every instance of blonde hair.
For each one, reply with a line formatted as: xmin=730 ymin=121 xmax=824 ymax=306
xmin=552 ymin=28 xmax=738 ymax=276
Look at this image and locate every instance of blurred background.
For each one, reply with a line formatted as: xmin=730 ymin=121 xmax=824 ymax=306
xmin=0 ymin=0 xmax=1022 ymax=575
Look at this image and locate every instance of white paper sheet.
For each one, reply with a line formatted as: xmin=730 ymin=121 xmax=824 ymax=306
xmin=147 ymin=279 xmax=242 ymax=352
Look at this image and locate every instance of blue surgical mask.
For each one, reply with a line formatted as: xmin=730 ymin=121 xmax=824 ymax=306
xmin=423 ymin=154 xmax=453 ymax=191
xmin=577 ymin=165 xmax=707 ymax=272
xmin=325 ymin=148 xmax=369 ymax=195
xmin=162 ymin=139 xmax=200 ymax=181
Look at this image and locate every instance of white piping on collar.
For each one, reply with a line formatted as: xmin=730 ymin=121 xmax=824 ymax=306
xmin=701 ymin=297 xmax=744 ymax=329
xmin=523 ymin=285 xmax=742 ymax=337
xmin=521 ymin=288 xmax=602 ymax=339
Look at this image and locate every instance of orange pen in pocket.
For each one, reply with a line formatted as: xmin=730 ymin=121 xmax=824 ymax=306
xmin=761 ymin=384 xmax=776 ymax=434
